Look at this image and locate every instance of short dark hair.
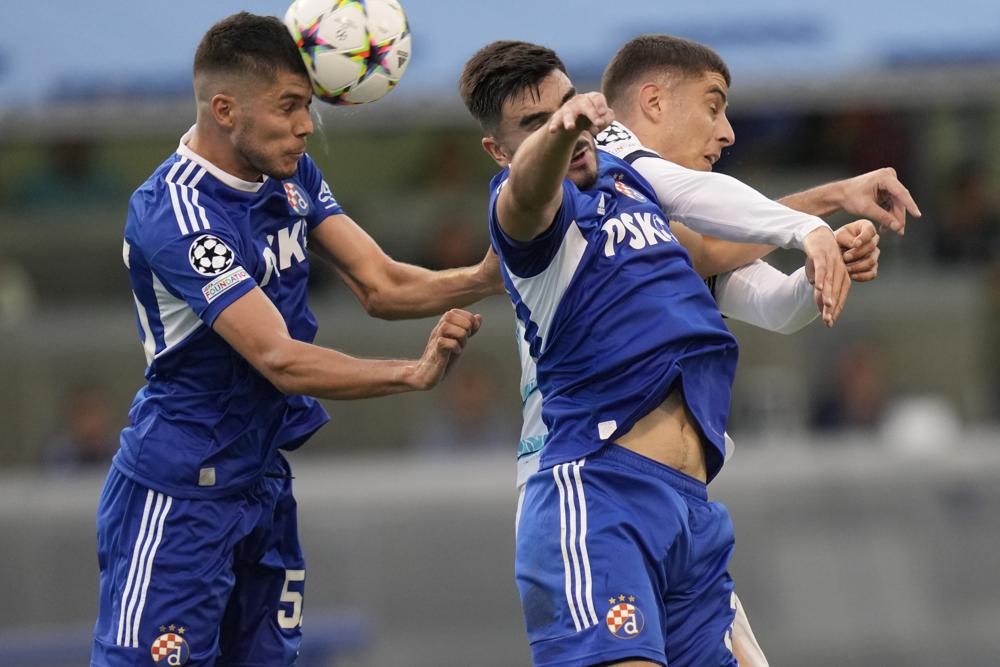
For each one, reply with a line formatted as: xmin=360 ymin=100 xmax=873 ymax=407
xmin=193 ymin=12 xmax=307 ymax=86
xmin=460 ymin=41 xmax=567 ymax=134
xmin=602 ymin=35 xmax=731 ymax=109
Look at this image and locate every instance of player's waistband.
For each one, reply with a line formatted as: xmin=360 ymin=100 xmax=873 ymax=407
xmin=590 ymin=444 xmax=708 ymax=501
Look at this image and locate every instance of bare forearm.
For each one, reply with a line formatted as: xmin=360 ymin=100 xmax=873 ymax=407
xmin=507 ymin=126 xmax=578 ymax=213
xmin=778 ymin=182 xmax=844 ymax=218
xmin=372 ymin=261 xmax=499 ymax=320
xmin=266 ymin=339 xmax=421 ymax=399
xmin=698 ymin=237 xmax=775 ymax=277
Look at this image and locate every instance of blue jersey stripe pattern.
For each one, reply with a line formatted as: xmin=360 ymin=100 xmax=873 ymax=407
xmin=117 ymin=139 xmax=344 ymax=498
xmin=489 ymin=152 xmax=739 ymax=481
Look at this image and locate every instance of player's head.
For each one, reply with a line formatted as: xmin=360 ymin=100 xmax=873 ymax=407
xmin=602 ymin=35 xmax=733 ymax=172
xmin=460 ymin=41 xmax=599 ymax=190
xmin=193 ymin=12 xmax=313 ymax=180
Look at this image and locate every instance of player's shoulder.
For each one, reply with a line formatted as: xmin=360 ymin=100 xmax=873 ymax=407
xmin=127 ymin=153 xmax=231 ymax=247
xmin=595 ymin=121 xmax=661 ymax=164
xmin=488 ymin=166 xmax=511 ymax=194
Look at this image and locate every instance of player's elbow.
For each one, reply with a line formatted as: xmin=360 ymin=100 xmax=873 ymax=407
xmin=256 ymin=344 xmax=304 ymax=395
xmin=360 ymin=288 xmax=404 ymax=320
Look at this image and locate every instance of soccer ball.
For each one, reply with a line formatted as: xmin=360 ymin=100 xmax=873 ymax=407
xmin=284 ymin=0 xmax=411 ymax=105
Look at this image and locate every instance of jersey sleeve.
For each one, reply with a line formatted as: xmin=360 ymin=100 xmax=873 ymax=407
xmin=488 ymin=170 xmax=579 ymax=279
xmin=713 ymin=261 xmax=818 ymax=334
xmin=143 ymin=199 xmax=257 ymax=327
xmin=594 ymin=121 xmax=662 ymax=163
xmin=629 ymin=155 xmax=827 ymax=249
xmin=297 ymin=154 xmax=345 ymax=229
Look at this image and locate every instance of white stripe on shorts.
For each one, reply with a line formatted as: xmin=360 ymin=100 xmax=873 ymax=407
xmin=553 ymin=460 xmax=598 ymax=632
xmin=117 ymin=490 xmax=172 ymax=647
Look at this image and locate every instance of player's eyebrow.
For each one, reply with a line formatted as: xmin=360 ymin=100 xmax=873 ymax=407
xmin=706 ymin=85 xmax=728 ymax=107
xmin=519 ymin=87 xmax=578 ymax=129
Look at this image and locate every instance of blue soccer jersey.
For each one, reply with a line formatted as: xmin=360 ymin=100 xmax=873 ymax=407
xmin=117 ymin=130 xmax=344 ymax=498
xmin=489 ymin=152 xmax=739 ymax=481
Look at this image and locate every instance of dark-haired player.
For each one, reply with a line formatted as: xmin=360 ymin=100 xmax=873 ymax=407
xmin=507 ymin=35 xmax=920 ymax=667
xmin=458 ymin=40 xmax=911 ymax=667
xmin=92 ymin=12 xmax=500 ymax=665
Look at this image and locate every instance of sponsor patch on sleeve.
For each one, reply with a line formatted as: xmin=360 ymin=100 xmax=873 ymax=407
xmin=595 ymin=121 xmax=652 ymax=161
xmin=202 ymin=266 xmax=251 ymax=303
xmin=317 ymin=180 xmax=339 ymax=210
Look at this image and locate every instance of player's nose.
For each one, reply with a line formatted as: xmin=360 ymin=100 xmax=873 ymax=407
xmin=719 ymin=112 xmax=735 ymax=147
xmin=295 ymin=109 xmax=314 ymax=138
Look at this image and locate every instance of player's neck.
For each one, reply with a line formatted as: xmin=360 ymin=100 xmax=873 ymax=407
xmin=186 ymin=124 xmax=264 ymax=183
xmin=621 ymin=114 xmax=665 ymax=156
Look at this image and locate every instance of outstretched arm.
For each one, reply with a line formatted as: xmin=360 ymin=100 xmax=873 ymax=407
xmin=497 ymin=92 xmax=615 ymax=241
xmin=778 ymin=167 xmax=921 ymax=234
xmin=309 ymin=214 xmax=504 ymax=320
xmin=212 ymin=287 xmax=481 ymax=398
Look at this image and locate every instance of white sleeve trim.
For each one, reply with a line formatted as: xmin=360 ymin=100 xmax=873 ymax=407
xmin=714 ymin=262 xmax=818 ymax=334
xmin=630 ymin=155 xmax=828 ymax=249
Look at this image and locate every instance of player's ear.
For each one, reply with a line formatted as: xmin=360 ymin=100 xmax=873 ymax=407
xmin=637 ymin=82 xmax=663 ymax=123
xmin=210 ymin=94 xmax=238 ymax=129
xmin=482 ymin=136 xmax=510 ymax=168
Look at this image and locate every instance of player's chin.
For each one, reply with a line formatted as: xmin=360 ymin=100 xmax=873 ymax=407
xmin=267 ymin=158 xmax=300 ymax=180
xmin=568 ymin=161 xmax=598 ymax=190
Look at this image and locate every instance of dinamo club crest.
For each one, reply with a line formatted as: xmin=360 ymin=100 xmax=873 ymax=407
xmin=605 ymin=596 xmax=645 ymax=639
xmin=283 ymin=182 xmax=311 ymax=216
xmin=150 ymin=631 xmax=190 ymax=665
xmin=613 ymin=179 xmax=648 ymax=203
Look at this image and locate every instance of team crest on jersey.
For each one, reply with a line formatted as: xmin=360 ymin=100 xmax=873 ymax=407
xmin=150 ymin=627 xmax=190 ymax=665
xmin=283 ymin=182 xmax=311 ymax=216
xmin=189 ymin=234 xmax=235 ymax=276
xmin=605 ymin=595 xmax=645 ymax=639
xmin=613 ymin=179 xmax=647 ymax=203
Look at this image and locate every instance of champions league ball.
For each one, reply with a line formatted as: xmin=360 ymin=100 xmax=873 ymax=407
xmin=284 ymin=0 xmax=411 ymax=105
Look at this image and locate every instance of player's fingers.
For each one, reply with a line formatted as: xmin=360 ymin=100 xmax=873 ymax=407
xmin=442 ymin=308 xmax=476 ymax=331
xmin=436 ymin=336 xmax=462 ymax=356
xmin=573 ymin=96 xmax=602 ymax=130
xmin=588 ymin=94 xmax=615 ymax=127
xmin=549 ymin=108 xmax=573 ymax=133
xmin=843 ymin=235 xmax=878 ymax=262
xmin=587 ymin=92 xmax=610 ymax=116
xmin=853 ymin=221 xmax=878 ymax=246
xmin=859 ymin=200 xmax=899 ymax=232
xmin=883 ymin=177 xmax=922 ymax=218
xmin=438 ymin=322 xmax=471 ymax=346
xmin=829 ymin=256 xmax=846 ymax=308
xmin=823 ymin=255 xmax=838 ymax=311
xmin=849 ymin=270 xmax=877 ymax=283
xmin=470 ymin=313 xmax=483 ymax=336
xmin=835 ymin=266 xmax=851 ymax=320
xmin=847 ymin=248 xmax=880 ymax=280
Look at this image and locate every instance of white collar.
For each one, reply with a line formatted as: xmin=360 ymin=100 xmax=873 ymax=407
xmin=176 ymin=126 xmax=268 ymax=193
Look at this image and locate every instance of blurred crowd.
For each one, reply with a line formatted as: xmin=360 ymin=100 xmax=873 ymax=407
xmin=1 ymin=102 xmax=998 ymax=470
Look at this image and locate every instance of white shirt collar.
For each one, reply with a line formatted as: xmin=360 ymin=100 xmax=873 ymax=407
xmin=176 ymin=126 xmax=268 ymax=193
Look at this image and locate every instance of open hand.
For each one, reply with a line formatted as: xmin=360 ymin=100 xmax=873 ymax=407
xmin=837 ymin=167 xmax=921 ymax=235
xmin=803 ymin=227 xmax=851 ymax=327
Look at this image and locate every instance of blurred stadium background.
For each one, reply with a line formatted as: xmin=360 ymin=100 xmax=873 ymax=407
xmin=1 ymin=1 xmax=999 ymax=665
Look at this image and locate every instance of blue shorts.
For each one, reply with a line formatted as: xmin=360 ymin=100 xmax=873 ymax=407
xmin=515 ymin=445 xmax=738 ymax=667
xmin=91 ymin=455 xmax=305 ymax=666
